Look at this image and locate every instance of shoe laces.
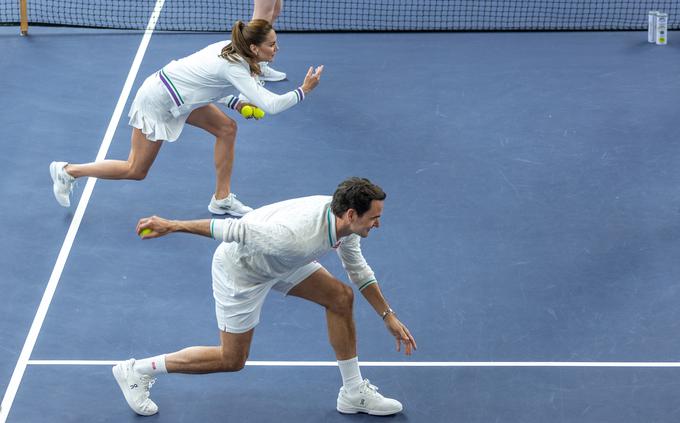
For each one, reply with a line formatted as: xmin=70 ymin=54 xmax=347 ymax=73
xmin=230 ymin=194 xmax=251 ymax=208
xmin=358 ymin=379 xmax=379 ymax=396
xmin=58 ymin=169 xmax=76 ymax=192
xmin=230 ymin=193 xmax=242 ymax=203
xmin=139 ymin=375 xmax=156 ymax=396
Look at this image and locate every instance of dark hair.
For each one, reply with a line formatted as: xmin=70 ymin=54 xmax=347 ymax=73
xmin=331 ymin=177 xmax=387 ymax=217
xmin=220 ymin=19 xmax=273 ymax=76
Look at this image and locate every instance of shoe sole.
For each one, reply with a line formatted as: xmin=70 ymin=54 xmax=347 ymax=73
xmin=261 ymin=75 xmax=287 ymax=82
xmin=337 ymin=404 xmax=403 ymax=416
xmin=112 ymin=365 xmax=157 ymax=416
xmin=208 ymin=204 xmax=248 ymax=217
xmin=49 ymin=162 xmax=71 ymax=207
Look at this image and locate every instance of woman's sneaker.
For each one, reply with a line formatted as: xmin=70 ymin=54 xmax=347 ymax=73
xmin=260 ymin=62 xmax=286 ymax=81
xmin=112 ymin=359 xmax=159 ymax=416
xmin=208 ymin=193 xmax=253 ymax=216
xmin=49 ymin=161 xmax=75 ymax=207
xmin=336 ymin=379 xmax=403 ymax=416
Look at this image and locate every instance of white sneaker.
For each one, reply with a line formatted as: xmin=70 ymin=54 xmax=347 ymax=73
xmin=260 ymin=62 xmax=286 ymax=81
xmin=49 ymin=161 xmax=75 ymax=207
xmin=112 ymin=359 xmax=159 ymax=416
xmin=336 ymin=379 xmax=403 ymax=416
xmin=208 ymin=193 xmax=253 ymax=216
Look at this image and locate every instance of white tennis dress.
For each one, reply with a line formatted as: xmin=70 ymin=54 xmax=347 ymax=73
xmin=210 ymin=195 xmax=378 ymax=333
xmin=128 ymin=40 xmax=305 ymax=141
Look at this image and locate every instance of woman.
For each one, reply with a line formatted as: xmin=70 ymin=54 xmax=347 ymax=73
xmin=253 ymin=0 xmax=286 ymax=81
xmin=50 ymin=19 xmax=323 ymax=216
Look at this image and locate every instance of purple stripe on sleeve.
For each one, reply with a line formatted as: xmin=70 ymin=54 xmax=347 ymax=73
xmin=296 ymin=87 xmax=305 ymax=102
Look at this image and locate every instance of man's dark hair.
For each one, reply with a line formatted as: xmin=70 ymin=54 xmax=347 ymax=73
xmin=331 ymin=177 xmax=386 ymax=217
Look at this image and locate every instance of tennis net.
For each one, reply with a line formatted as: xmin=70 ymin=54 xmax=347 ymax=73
xmin=1 ymin=0 xmax=678 ymax=31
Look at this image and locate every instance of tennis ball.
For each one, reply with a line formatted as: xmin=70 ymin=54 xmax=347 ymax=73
xmin=139 ymin=228 xmax=152 ymax=237
xmin=240 ymin=105 xmax=253 ymax=118
xmin=253 ymin=107 xmax=265 ymax=120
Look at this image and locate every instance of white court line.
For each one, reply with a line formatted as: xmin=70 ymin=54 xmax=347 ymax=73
xmin=0 ymin=2 xmax=165 ymax=422
xmin=26 ymin=360 xmax=680 ymax=368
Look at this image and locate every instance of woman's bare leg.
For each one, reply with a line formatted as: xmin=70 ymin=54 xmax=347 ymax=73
xmin=65 ymin=128 xmax=162 ymax=180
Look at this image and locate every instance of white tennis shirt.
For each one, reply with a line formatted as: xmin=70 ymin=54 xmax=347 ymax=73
xmin=211 ymin=195 xmax=377 ymax=290
xmin=160 ymin=40 xmax=304 ymax=117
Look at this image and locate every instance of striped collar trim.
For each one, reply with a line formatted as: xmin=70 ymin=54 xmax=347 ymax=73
xmin=158 ymin=69 xmax=184 ymax=107
xmin=326 ymin=207 xmax=339 ymax=248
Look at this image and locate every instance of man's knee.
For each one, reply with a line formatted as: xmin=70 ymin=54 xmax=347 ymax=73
xmin=330 ymin=283 xmax=354 ymax=315
xmin=218 ymin=351 xmax=248 ymax=372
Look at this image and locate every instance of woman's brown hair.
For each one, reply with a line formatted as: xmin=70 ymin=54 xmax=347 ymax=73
xmin=220 ymin=19 xmax=273 ymax=76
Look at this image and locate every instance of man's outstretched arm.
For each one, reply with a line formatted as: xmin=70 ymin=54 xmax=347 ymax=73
xmin=136 ymin=215 xmax=214 ymax=239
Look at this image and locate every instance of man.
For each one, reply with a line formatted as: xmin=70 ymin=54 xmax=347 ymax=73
xmin=112 ymin=177 xmax=417 ymax=416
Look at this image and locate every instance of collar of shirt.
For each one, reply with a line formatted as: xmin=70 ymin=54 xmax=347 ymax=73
xmin=326 ymin=207 xmax=341 ymax=248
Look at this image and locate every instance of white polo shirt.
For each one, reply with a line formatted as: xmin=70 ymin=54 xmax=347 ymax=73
xmin=211 ymin=195 xmax=377 ymax=290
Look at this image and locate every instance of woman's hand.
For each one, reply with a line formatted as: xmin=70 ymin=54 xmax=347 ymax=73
xmin=301 ymin=65 xmax=324 ymax=94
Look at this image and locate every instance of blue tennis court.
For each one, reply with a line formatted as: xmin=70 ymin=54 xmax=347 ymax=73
xmin=2 ymin=2 xmax=680 ymax=422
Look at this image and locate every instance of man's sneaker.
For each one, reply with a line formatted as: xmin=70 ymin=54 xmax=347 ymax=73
xmin=208 ymin=193 xmax=253 ymax=216
xmin=260 ymin=62 xmax=286 ymax=82
xmin=336 ymin=379 xmax=403 ymax=416
xmin=112 ymin=359 xmax=159 ymax=416
xmin=49 ymin=161 xmax=75 ymax=207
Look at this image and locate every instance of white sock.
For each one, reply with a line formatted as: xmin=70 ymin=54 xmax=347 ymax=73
xmin=134 ymin=355 xmax=167 ymax=376
xmin=338 ymin=357 xmax=363 ymax=391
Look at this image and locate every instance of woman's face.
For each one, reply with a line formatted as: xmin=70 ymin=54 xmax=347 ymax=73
xmin=252 ymin=30 xmax=278 ymax=62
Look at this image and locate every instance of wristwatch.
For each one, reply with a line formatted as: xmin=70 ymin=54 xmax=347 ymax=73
xmin=381 ymin=307 xmax=395 ymax=320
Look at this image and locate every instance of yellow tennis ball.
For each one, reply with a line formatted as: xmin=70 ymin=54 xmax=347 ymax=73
xmin=139 ymin=228 xmax=152 ymax=237
xmin=253 ymin=107 xmax=265 ymax=120
xmin=240 ymin=105 xmax=253 ymax=118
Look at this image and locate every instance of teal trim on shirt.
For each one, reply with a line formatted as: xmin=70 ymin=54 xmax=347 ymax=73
xmin=358 ymin=279 xmax=377 ymax=291
xmin=326 ymin=208 xmax=334 ymax=247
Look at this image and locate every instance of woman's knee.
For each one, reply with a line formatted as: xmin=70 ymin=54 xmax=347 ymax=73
xmin=215 ymin=118 xmax=237 ymax=140
xmin=125 ymin=165 xmax=149 ymax=180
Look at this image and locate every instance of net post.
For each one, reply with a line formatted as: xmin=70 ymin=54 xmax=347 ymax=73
xmin=19 ymin=0 xmax=28 ymax=36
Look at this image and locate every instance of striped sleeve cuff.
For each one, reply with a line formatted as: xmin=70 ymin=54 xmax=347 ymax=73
xmin=294 ymin=87 xmax=305 ymax=103
xmin=357 ymin=279 xmax=377 ymax=292
xmin=210 ymin=218 xmax=227 ymax=240
xmin=224 ymin=95 xmax=241 ymax=110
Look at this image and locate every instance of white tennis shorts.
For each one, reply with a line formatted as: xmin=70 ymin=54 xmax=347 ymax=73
xmin=212 ymin=243 xmax=322 ymax=334
xmin=128 ymin=73 xmax=190 ymax=142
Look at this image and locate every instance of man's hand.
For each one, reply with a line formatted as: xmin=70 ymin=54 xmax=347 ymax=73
xmin=136 ymin=215 xmax=176 ymax=239
xmin=384 ymin=315 xmax=417 ymax=356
